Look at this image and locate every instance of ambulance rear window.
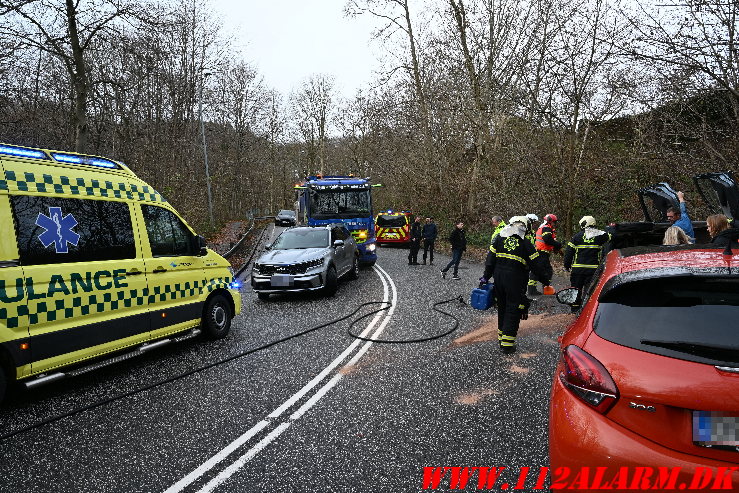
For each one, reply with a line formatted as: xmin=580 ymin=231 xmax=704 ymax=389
xmin=11 ymin=196 xmax=136 ymax=265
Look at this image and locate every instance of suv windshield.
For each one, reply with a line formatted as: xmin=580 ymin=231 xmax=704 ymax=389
xmin=278 ymin=210 xmax=295 ymax=216
xmin=595 ymin=276 xmax=739 ymax=365
xmin=272 ymin=229 xmax=328 ymax=249
xmin=377 ymin=215 xmax=407 ymax=228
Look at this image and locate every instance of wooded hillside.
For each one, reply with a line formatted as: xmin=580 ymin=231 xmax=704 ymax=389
xmin=1 ymin=0 xmax=737 ymax=238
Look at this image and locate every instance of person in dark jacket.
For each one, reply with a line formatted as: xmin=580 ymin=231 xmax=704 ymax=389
xmin=564 ymin=216 xmax=611 ymax=313
xmin=408 ymin=215 xmax=422 ymax=265
xmin=488 ymin=216 xmax=547 ymax=354
xmin=421 ymin=216 xmax=437 ymax=265
xmin=707 ymin=214 xmax=739 ymax=251
xmin=441 ymin=221 xmax=466 ymax=280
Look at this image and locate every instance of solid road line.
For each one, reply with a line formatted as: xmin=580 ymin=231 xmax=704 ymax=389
xmin=165 ymin=265 xmax=397 ymax=493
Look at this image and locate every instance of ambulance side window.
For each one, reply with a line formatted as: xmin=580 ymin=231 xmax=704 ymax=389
xmin=11 ymin=195 xmax=135 ymax=265
xmin=141 ymin=205 xmax=193 ymax=257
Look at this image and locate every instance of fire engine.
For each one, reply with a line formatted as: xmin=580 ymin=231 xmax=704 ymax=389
xmin=294 ymin=175 xmax=380 ymax=266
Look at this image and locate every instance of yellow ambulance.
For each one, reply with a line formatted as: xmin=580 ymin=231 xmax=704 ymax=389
xmin=0 ymin=143 xmax=241 ymax=401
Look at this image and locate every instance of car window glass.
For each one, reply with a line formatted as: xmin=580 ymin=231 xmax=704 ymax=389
xmin=142 ymin=205 xmax=192 ymax=257
xmin=11 ymin=195 xmax=135 ymax=265
xmin=595 ymin=276 xmax=739 ymax=365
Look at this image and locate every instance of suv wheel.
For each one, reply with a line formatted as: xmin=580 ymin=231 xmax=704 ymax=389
xmin=324 ymin=266 xmax=338 ymax=297
xmin=348 ymin=255 xmax=359 ymax=280
xmin=203 ymin=294 xmax=232 ymax=339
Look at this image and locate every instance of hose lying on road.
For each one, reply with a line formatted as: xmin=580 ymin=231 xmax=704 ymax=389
xmin=0 ymin=297 xmax=466 ymax=442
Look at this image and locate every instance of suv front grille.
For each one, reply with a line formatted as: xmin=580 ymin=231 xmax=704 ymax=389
xmin=256 ymin=258 xmax=323 ymax=276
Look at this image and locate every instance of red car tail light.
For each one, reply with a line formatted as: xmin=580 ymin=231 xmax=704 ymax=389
xmin=560 ymin=345 xmax=619 ymax=414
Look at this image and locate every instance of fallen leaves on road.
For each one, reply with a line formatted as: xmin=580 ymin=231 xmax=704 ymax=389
xmin=452 ymin=313 xmax=576 ymax=346
xmin=454 ymin=388 xmax=499 ymax=406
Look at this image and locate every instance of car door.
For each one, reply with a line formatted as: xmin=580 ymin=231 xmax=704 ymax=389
xmin=693 ymin=171 xmax=739 ymax=221
xmin=0 ymin=193 xmax=32 ymax=378
xmin=331 ymin=227 xmax=350 ymax=274
xmin=138 ymin=204 xmax=207 ymax=339
xmin=11 ymin=195 xmax=151 ymax=375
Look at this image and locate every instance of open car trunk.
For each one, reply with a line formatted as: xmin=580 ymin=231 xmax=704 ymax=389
xmin=694 ymin=171 xmax=739 ymax=222
xmin=610 ymin=182 xmax=709 ymax=248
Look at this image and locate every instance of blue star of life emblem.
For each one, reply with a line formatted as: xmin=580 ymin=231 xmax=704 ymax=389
xmin=35 ymin=207 xmax=80 ymax=253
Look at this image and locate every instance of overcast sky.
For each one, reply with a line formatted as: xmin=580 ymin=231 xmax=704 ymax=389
xmin=210 ymin=0 xmax=382 ymax=99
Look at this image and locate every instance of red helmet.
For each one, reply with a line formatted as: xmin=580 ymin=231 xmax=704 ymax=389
xmin=544 ymin=213 xmax=558 ymax=224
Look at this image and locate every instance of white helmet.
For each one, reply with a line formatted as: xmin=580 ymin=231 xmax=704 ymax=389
xmin=579 ymin=215 xmax=596 ymax=228
xmin=526 ymin=213 xmax=539 ymax=223
xmin=508 ymin=215 xmax=528 ymax=226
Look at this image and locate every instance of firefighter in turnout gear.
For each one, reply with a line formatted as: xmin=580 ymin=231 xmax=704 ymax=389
xmin=564 ymin=215 xmax=611 ymax=312
xmin=489 ymin=216 xmax=547 ymax=354
xmin=529 ymin=213 xmax=561 ymax=295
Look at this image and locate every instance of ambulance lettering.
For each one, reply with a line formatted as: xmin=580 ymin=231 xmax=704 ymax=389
xmin=0 ymin=269 xmax=128 ymax=303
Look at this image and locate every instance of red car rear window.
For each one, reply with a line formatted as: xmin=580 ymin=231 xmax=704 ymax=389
xmin=594 ymin=275 xmax=739 ymax=366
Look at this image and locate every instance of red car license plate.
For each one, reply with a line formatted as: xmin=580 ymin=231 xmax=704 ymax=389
xmin=693 ymin=411 xmax=739 ymax=448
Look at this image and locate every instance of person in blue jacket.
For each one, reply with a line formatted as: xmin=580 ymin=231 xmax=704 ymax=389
xmin=666 ymin=191 xmax=695 ymax=242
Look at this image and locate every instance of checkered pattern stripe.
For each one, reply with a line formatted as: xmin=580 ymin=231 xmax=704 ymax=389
xmin=0 ymin=276 xmax=232 ymax=329
xmin=1 ymin=170 xmax=167 ymax=203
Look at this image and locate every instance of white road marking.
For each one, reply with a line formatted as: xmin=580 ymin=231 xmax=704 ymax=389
xmin=162 ymin=420 xmax=270 ymax=493
xmin=196 ymin=422 xmax=292 ymax=493
xmin=166 ymin=265 xmax=396 ymax=493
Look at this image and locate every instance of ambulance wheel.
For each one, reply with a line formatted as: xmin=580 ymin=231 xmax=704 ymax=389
xmin=203 ymin=294 xmax=232 ymax=339
xmin=347 ymin=256 xmax=359 ymax=280
xmin=324 ymin=266 xmax=338 ymax=297
xmin=257 ymin=292 xmax=270 ymax=301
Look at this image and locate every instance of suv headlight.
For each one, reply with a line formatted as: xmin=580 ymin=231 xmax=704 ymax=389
xmin=252 ymin=263 xmax=261 ymax=273
xmin=304 ymin=258 xmax=325 ymax=270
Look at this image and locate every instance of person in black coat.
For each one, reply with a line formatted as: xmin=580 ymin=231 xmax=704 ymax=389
xmin=421 ymin=216 xmax=438 ymax=265
xmin=441 ymin=221 xmax=466 ymax=280
xmin=707 ymin=214 xmax=739 ymax=251
xmin=408 ymin=215 xmax=423 ymax=265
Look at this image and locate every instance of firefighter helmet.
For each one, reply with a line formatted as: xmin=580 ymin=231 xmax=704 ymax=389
xmin=579 ymin=215 xmax=596 ymax=228
xmin=544 ymin=213 xmax=558 ymax=224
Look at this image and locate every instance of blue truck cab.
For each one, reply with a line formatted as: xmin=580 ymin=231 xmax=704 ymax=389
xmin=295 ymin=176 xmax=379 ymax=266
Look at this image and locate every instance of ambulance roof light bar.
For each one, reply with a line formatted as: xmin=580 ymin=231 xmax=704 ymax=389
xmin=0 ymin=143 xmax=121 ymax=169
xmin=0 ymin=144 xmax=49 ymax=160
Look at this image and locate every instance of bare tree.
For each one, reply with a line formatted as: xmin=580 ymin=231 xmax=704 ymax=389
xmin=291 ymin=74 xmax=334 ymax=175
xmin=0 ymin=0 xmax=152 ymax=152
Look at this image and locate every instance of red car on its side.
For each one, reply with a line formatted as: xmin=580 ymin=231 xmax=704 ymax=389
xmin=550 ymin=245 xmax=739 ymax=491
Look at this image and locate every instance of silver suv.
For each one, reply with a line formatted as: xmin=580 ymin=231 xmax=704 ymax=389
xmin=251 ymin=225 xmax=360 ymax=300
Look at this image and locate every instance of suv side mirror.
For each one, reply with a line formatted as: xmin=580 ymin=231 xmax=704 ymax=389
xmin=556 ymin=287 xmax=579 ymax=305
xmin=333 ymin=240 xmax=345 ymax=248
xmin=197 ymin=235 xmax=207 ymax=256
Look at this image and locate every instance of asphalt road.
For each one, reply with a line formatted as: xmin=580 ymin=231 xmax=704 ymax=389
xmin=0 ymin=227 xmax=571 ymax=492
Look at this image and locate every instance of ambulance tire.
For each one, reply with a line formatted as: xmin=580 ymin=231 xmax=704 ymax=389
xmin=347 ymin=255 xmax=359 ymax=280
xmin=324 ymin=266 xmax=338 ymax=297
xmin=203 ymin=294 xmax=232 ymax=339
